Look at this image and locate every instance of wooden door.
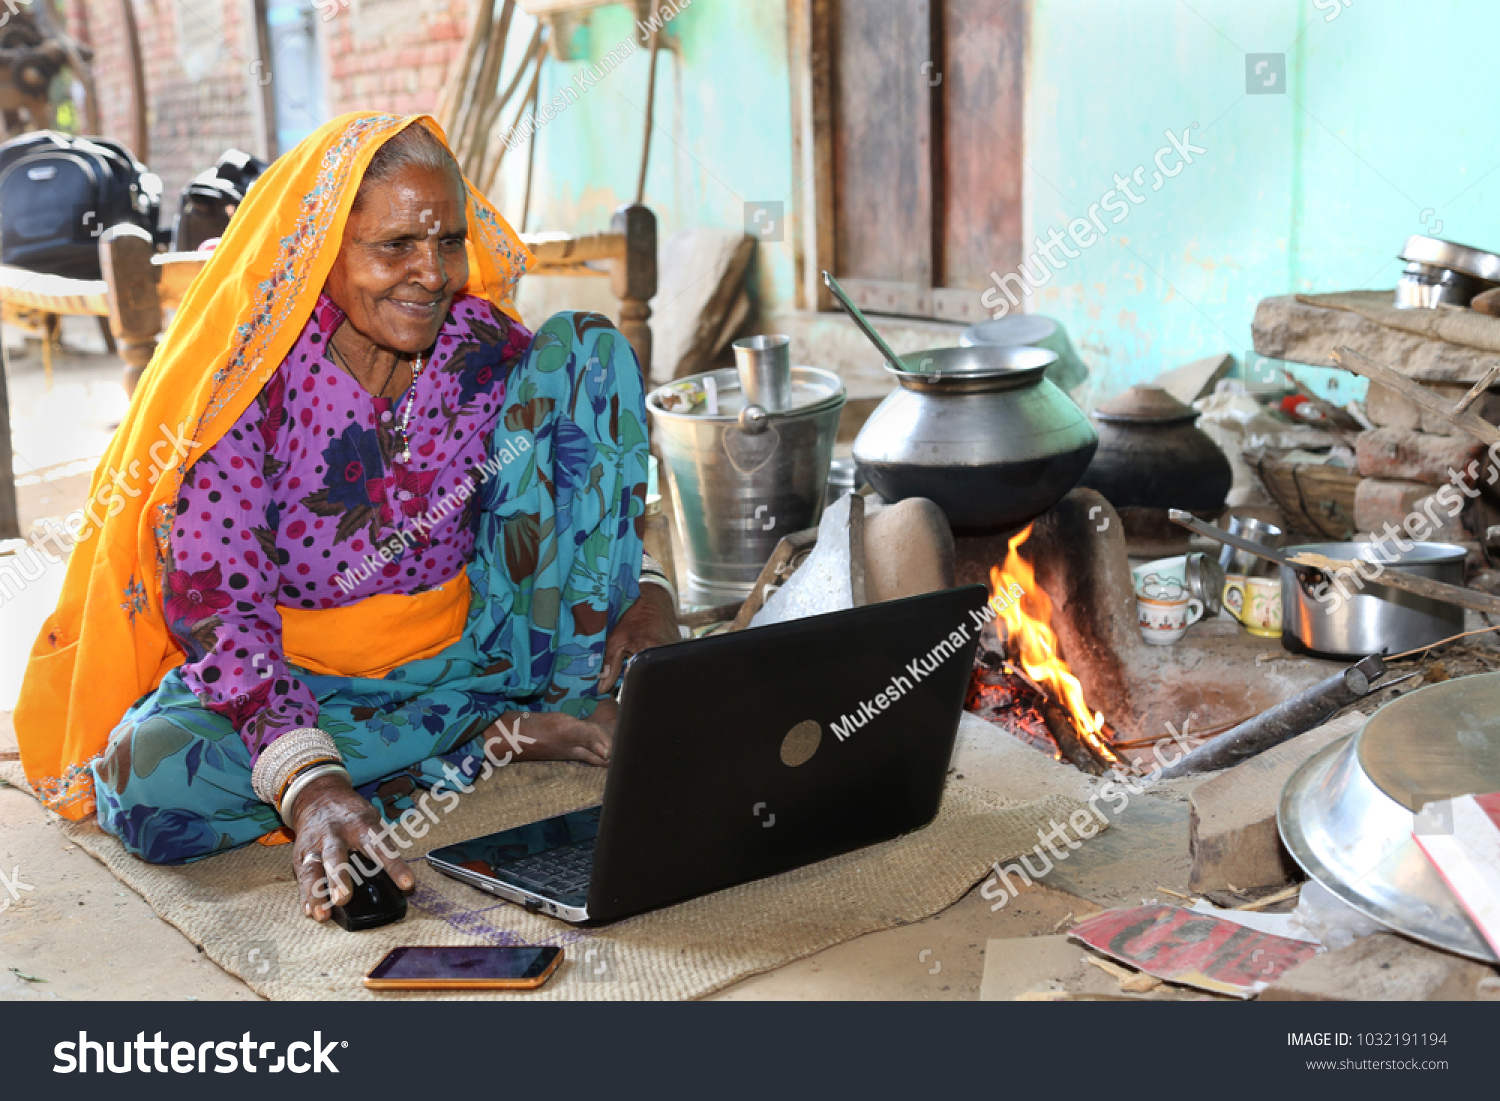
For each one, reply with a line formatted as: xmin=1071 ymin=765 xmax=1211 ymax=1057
xmin=801 ymin=0 xmax=1026 ymax=323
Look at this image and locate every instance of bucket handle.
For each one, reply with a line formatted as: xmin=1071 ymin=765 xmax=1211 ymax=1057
xmin=723 ymin=409 xmax=781 ymax=476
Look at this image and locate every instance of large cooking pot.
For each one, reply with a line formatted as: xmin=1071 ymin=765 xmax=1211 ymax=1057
xmin=1280 ymin=541 xmax=1466 ymax=659
xmin=851 ymin=345 xmax=1098 ymax=532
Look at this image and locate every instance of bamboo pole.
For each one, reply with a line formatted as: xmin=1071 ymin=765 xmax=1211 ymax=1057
xmin=436 ymin=0 xmax=496 ymax=136
xmin=119 ymin=0 xmax=148 ymax=160
xmin=469 ymin=21 xmax=542 ymax=183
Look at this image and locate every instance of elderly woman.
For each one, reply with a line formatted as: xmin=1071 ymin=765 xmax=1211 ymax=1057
xmin=14 ymin=113 xmax=678 ymax=921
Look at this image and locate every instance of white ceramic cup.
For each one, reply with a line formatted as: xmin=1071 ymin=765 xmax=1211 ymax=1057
xmin=1136 ymin=592 xmax=1205 ymax=645
xmin=1132 ymin=555 xmax=1187 ymax=601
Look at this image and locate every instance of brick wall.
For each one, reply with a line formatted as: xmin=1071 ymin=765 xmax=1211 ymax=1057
xmin=66 ymin=0 xmax=259 ymax=204
xmin=323 ymin=0 xmax=470 ymax=118
xmin=63 ymin=0 xmax=473 ymax=209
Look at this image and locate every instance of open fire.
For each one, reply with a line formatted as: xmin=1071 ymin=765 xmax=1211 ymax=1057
xmin=965 ymin=525 xmax=1120 ymax=774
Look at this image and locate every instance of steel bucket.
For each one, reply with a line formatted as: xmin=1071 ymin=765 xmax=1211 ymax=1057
xmin=648 ymin=366 xmax=845 ymax=607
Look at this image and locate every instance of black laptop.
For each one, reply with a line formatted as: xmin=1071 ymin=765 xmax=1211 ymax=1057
xmin=425 ymin=584 xmax=989 ymax=924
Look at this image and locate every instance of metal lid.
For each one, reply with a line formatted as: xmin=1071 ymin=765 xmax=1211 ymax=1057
xmin=1400 ymin=235 xmax=1500 ymax=284
xmin=959 ymin=315 xmax=1058 ymax=349
xmin=884 ymin=344 xmax=1057 ymax=391
xmin=647 ymin=365 xmax=846 ymax=421
xmin=1092 ymin=384 xmax=1199 ymax=425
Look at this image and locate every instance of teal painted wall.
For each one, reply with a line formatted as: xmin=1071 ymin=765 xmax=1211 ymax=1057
xmin=495 ymin=0 xmax=798 ymax=316
xmin=1026 ymin=0 xmax=1500 ymax=404
xmin=506 ymin=0 xmax=1500 ymax=403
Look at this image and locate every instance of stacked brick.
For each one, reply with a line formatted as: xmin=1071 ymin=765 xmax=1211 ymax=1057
xmin=1355 ymin=381 xmax=1499 ymax=564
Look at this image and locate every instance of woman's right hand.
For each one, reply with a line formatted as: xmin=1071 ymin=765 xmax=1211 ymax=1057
xmin=290 ymin=772 xmax=415 ymax=922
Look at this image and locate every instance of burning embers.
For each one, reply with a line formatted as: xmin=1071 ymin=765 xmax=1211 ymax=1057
xmin=965 ymin=525 xmax=1120 ymax=774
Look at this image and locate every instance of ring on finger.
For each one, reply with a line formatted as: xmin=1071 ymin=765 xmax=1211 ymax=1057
xmin=302 ymin=854 xmax=321 ymax=866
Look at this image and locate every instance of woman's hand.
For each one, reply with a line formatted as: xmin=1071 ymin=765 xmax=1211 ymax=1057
xmin=598 ymin=584 xmax=680 ymax=693
xmin=291 ymin=772 xmax=415 ymax=922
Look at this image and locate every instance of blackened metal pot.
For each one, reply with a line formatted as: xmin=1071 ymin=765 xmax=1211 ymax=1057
xmin=851 ymin=345 xmax=1098 ymax=533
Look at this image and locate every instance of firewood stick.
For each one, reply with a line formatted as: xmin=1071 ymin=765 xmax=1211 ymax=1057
xmin=1288 ymin=551 xmax=1500 ymax=615
xmin=1331 ymin=346 xmax=1500 ymax=449
xmin=1234 ymin=883 xmax=1301 ymax=912
xmin=1457 ymin=362 xmax=1500 ymax=414
xmin=1037 ymin=694 xmax=1109 ymax=776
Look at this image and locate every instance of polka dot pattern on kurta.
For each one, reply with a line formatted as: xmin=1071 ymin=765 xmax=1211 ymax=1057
xmin=163 ymin=292 xmax=534 ymax=761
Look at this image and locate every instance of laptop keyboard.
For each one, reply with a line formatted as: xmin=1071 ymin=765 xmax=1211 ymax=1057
xmin=501 ymin=838 xmax=596 ymax=897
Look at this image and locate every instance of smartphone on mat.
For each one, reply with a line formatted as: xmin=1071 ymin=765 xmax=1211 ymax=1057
xmin=362 ymin=946 xmax=564 ymax=990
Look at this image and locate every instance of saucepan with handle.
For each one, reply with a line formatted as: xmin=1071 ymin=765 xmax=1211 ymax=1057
xmin=1169 ymin=510 xmax=1465 ymax=658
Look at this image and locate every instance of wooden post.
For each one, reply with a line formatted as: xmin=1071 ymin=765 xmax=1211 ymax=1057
xmin=0 ymin=307 xmax=18 ymax=540
xmin=100 ymin=225 xmax=161 ymax=396
xmin=610 ymin=202 xmax=656 ymax=382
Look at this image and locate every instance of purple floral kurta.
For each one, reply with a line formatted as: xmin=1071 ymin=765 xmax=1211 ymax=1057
xmin=163 ymin=292 xmax=532 ymax=763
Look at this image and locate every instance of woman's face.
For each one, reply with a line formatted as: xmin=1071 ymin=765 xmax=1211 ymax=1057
xmin=325 ymin=161 xmax=470 ymax=356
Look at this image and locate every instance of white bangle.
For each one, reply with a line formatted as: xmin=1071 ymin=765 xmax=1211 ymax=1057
xmin=279 ymin=762 xmax=351 ymax=828
xmin=639 ymin=571 xmax=677 ymax=607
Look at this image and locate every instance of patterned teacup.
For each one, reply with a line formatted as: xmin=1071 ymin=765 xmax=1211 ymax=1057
xmin=1232 ymin=575 xmax=1282 ymax=638
xmin=1136 ymin=592 xmax=1205 ymax=645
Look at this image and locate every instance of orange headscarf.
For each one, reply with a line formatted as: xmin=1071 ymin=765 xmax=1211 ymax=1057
xmin=14 ymin=113 xmax=533 ymax=819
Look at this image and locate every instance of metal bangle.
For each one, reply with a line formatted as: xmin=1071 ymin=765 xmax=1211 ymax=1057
xmin=639 ymin=571 xmax=677 ymax=607
xmin=278 ymin=762 xmax=351 ymax=828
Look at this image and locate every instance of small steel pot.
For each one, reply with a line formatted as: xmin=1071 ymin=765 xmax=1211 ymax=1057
xmin=1280 ymin=541 xmax=1466 ymax=659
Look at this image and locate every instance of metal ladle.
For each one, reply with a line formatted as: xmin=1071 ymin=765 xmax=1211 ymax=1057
xmin=1168 ymin=509 xmax=1291 ymax=568
xmin=822 ymin=270 xmax=908 ymax=371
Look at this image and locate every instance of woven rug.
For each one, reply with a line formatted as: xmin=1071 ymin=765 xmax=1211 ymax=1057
xmin=0 ymin=758 xmax=1091 ymax=1000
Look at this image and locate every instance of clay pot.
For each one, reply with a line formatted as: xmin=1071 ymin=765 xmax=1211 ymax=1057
xmin=1077 ymin=386 xmax=1231 ymax=546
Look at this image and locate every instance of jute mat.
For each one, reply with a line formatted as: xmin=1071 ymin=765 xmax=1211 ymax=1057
xmin=0 ymin=759 xmax=1091 ymax=1000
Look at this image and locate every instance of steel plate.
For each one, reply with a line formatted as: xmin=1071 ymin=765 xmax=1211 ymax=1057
xmin=1279 ymin=725 xmax=1499 ymax=964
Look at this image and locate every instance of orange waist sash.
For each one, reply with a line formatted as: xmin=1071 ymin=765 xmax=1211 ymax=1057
xmin=279 ymin=571 xmax=471 ymax=679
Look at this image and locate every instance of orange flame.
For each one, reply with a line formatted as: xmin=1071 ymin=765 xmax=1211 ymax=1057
xmin=988 ymin=524 xmax=1118 ymax=765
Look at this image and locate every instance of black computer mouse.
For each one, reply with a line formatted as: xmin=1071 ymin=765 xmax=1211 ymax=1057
xmin=330 ymin=854 xmax=408 ymax=932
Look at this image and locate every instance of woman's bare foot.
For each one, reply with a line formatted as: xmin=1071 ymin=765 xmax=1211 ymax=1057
xmin=486 ymin=702 xmax=616 ymax=767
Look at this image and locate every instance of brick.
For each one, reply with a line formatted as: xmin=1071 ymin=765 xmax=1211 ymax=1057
xmin=1188 ymin=713 xmax=1362 ymax=893
xmin=1421 ymin=381 xmax=1500 ymax=435
xmin=1260 ymin=933 xmax=1499 ymax=1001
xmin=1353 ymin=477 xmax=1468 ymax=542
xmin=1364 ymin=382 xmax=1423 ymax=430
xmin=1355 ymin=427 xmax=1486 ymax=486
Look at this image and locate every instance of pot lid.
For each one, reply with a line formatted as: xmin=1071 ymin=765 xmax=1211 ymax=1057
xmin=1092 ymin=385 xmax=1199 ymax=425
xmin=959 ymin=315 xmax=1058 ymax=348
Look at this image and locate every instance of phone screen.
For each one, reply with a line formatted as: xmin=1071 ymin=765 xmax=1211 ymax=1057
xmin=367 ymin=946 xmax=560 ymax=982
